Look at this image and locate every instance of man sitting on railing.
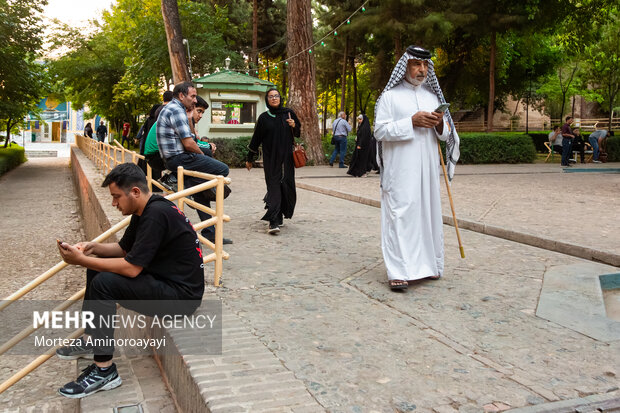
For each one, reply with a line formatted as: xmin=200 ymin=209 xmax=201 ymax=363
xmin=55 ymin=163 xmax=204 ymax=398
xmin=156 ymin=81 xmax=233 ymax=244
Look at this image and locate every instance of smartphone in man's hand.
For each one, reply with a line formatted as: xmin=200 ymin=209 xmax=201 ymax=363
xmin=434 ymin=103 xmax=450 ymax=112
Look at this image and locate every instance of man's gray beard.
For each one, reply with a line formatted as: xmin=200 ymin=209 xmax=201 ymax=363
xmin=405 ymin=72 xmax=425 ymax=86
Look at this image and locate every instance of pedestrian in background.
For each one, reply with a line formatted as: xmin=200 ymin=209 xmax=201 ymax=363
xmin=347 ymin=114 xmax=374 ymax=177
xmin=329 ymin=111 xmax=351 ymax=168
xmin=96 ymin=121 xmax=108 ymax=143
xmin=84 ymin=122 xmax=93 ymax=139
xmin=560 ymin=116 xmax=575 ymax=167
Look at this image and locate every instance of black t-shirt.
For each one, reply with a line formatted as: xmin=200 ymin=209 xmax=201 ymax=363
xmin=118 ymin=195 xmax=204 ymax=300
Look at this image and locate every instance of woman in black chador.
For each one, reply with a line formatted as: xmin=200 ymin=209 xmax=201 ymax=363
xmin=347 ymin=114 xmax=373 ymax=177
xmin=246 ymin=88 xmax=301 ymax=234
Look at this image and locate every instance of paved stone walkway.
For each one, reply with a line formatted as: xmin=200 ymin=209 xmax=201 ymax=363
xmin=1 ymin=158 xmax=618 ymax=411
xmin=0 ymin=158 xmax=84 ymax=411
xmin=204 ymin=164 xmax=619 ymax=411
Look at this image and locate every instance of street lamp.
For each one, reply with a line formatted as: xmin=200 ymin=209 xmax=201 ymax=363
xmin=182 ymin=38 xmax=193 ymax=79
xmin=225 ymin=56 xmax=231 ymax=70
xmin=525 ymin=69 xmax=532 ymax=134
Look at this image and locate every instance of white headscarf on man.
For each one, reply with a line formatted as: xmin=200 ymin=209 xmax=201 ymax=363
xmin=375 ymin=46 xmax=460 ymax=181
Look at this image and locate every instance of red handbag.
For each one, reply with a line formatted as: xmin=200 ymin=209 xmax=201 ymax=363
xmin=293 ymin=143 xmax=307 ymax=168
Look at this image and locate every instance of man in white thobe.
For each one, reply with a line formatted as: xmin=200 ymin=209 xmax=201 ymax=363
xmin=374 ymin=45 xmax=460 ymax=291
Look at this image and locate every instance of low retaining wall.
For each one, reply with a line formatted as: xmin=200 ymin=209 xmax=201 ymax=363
xmin=70 ymin=146 xmax=119 ymax=242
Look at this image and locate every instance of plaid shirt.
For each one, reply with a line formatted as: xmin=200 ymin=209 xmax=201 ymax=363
xmin=156 ymin=99 xmax=191 ymax=159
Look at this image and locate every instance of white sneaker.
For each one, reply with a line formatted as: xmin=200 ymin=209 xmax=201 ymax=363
xmin=593 ymin=160 xmax=602 ymax=163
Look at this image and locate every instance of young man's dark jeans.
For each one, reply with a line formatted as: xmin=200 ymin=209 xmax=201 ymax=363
xmin=329 ymin=136 xmax=348 ymax=167
xmin=561 ymin=137 xmax=573 ymax=166
xmin=166 ymin=152 xmax=229 ymax=238
xmin=82 ymin=269 xmax=200 ymax=362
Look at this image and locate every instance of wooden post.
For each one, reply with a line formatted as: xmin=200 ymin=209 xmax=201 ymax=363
xmin=213 ymin=177 xmax=224 ymax=287
xmin=177 ymin=166 xmax=185 ymax=211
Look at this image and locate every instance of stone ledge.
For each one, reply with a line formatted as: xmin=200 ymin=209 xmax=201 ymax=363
xmin=507 ymin=391 xmax=620 ymax=412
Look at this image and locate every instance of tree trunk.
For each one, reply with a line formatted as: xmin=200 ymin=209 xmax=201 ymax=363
xmin=287 ymin=0 xmax=322 ymax=163
xmin=281 ymin=61 xmax=287 ymax=96
xmin=393 ymin=33 xmax=402 ymax=60
xmin=251 ymin=0 xmax=258 ymax=77
xmin=161 ymin=0 xmax=190 ymax=84
xmin=340 ymin=36 xmax=349 ymax=112
xmin=335 ymin=79 xmax=339 ymax=115
xmin=486 ymin=30 xmax=496 ymax=132
xmin=4 ymin=118 xmax=12 ymax=148
xmin=322 ymin=91 xmax=328 ymax=137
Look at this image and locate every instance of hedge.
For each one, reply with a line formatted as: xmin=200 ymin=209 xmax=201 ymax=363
xmin=607 ymin=136 xmax=620 ymax=162
xmin=206 ymin=131 xmax=537 ymax=166
xmin=528 ymin=132 xmax=552 ymax=153
xmin=0 ymin=143 xmax=27 ymax=177
xmin=451 ymin=133 xmax=536 ymax=164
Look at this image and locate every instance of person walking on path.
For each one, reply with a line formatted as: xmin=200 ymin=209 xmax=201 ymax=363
xmin=120 ymin=121 xmax=131 ymax=148
xmin=96 ymin=121 xmax=108 ymax=143
xmin=560 ymin=116 xmax=575 ymax=167
xmin=374 ymin=45 xmax=460 ymax=291
xmin=55 ymin=163 xmax=204 ymax=399
xmin=347 ymin=114 xmax=374 ymax=177
xmin=84 ymin=122 xmax=93 ymax=139
xmin=246 ymin=88 xmax=301 ymax=235
xmin=329 ymin=111 xmax=351 ymax=168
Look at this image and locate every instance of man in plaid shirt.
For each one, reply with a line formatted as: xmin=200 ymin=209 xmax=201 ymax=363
xmin=157 ymin=81 xmax=232 ymax=244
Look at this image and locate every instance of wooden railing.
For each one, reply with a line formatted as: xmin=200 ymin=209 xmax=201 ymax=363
xmin=0 ymin=135 xmax=232 ymax=395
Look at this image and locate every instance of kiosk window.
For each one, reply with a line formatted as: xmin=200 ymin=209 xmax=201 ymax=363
xmin=211 ymin=101 xmax=256 ymax=124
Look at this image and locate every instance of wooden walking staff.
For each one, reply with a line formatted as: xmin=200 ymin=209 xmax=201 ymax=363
xmin=437 ymin=140 xmax=465 ymax=258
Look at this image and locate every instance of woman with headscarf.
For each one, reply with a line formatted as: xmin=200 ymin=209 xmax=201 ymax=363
xmin=246 ymin=88 xmax=301 ymax=234
xmin=347 ymin=114 xmax=374 ymax=177
xmin=84 ymin=122 xmax=93 ymax=139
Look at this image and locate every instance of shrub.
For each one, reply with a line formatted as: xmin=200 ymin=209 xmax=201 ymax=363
xmin=528 ymin=132 xmax=552 ymax=153
xmin=457 ymin=133 xmax=536 ymax=164
xmin=0 ymin=143 xmax=27 ymax=176
xmin=209 ymin=136 xmax=252 ymax=168
xmin=606 ymin=136 xmax=620 ymax=162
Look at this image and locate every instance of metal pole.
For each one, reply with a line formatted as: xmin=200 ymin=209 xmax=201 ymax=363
xmin=183 ymin=39 xmax=193 ymax=79
xmin=526 ymin=72 xmax=530 ymax=134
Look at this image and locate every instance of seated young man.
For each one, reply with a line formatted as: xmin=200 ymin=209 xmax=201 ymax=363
xmin=549 ymin=125 xmax=563 ymax=155
xmin=55 ymin=162 xmax=204 ymax=398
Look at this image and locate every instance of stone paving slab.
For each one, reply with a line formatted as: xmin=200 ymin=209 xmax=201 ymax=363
xmin=537 ymin=263 xmax=620 ymax=342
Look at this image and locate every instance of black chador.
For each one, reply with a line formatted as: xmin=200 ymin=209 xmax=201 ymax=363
xmin=247 ymin=89 xmax=301 ymax=226
xmin=347 ymin=114 xmax=374 ymax=177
